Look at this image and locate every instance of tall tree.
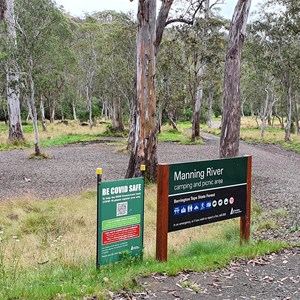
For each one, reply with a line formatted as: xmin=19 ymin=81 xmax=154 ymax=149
xmin=1 ymin=0 xmax=24 ymax=142
xmin=15 ymin=0 xmax=69 ymax=155
xmin=126 ymin=0 xmax=157 ymax=180
xmin=219 ymin=0 xmax=251 ymax=158
xmin=126 ymin=0 xmax=174 ymax=180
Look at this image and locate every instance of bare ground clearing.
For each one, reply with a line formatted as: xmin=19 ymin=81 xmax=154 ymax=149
xmin=0 ymin=135 xmax=299 ymax=299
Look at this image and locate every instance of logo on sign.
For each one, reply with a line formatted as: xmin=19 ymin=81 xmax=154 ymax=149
xmin=230 ymin=207 xmax=242 ymax=215
xmin=200 ymin=202 xmax=206 ymax=210
xmin=174 ymin=207 xmax=180 ymax=215
xmin=205 ymin=201 xmax=212 ymax=209
xmin=193 ymin=203 xmax=200 ymax=211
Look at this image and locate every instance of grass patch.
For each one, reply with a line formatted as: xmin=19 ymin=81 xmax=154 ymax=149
xmin=100 ymin=124 xmax=128 ymax=138
xmin=28 ymin=152 xmax=52 ymax=159
xmin=158 ymin=127 xmax=182 ymax=142
xmin=0 ymin=139 xmax=31 ymax=151
xmin=0 ymin=124 xmax=8 ymax=132
xmin=281 ymin=140 xmax=300 ymax=153
xmin=201 ymin=117 xmax=300 ymax=154
xmin=0 ymin=121 xmax=107 ymax=151
xmin=0 ymin=185 xmax=289 ymax=299
xmin=40 ymin=134 xmax=100 ymax=147
xmin=158 ymin=124 xmax=204 ymax=145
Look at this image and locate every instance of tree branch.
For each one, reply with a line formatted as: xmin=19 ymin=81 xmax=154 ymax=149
xmin=155 ymin=0 xmax=174 ymax=55
xmin=165 ymin=18 xmax=193 ymax=26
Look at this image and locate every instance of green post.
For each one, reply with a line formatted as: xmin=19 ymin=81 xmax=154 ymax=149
xmin=96 ymin=168 xmax=102 ymax=269
xmin=140 ymin=165 xmax=146 ymax=255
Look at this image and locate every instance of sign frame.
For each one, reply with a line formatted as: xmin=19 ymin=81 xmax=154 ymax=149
xmin=156 ymin=156 xmax=252 ymax=262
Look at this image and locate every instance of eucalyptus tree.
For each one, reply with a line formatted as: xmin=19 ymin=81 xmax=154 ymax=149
xmin=242 ymin=30 xmax=279 ymax=136
xmin=98 ymin=11 xmax=136 ymax=132
xmin=14 ymin=0 xmax=70 ymax=155
xmin=73 ymin=16 xmax=105 ymax=128
xmin=126 ymin=0 xmax=175 ymax=180
xmin=251 ymin=2 xmax=300 ymax=141
xmin=38 ymin=29 xmax=74 ymax=124
xmin=126 ymin=0 xmax=225 ymax=179
xmin=156 ymin=29 xmax=189 ymax=131
xmin=219 ymin=0 xmax=251 ymax=158
xmin=0 ymin=0 xmax=24 ymax=141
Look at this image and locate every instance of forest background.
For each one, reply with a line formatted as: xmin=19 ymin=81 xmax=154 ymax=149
xmin=0 ymin=0 xmax=299 ymax=175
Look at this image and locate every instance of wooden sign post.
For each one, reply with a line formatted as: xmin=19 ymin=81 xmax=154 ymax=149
xmin=156 ymin=156 xmax=252 ymax=262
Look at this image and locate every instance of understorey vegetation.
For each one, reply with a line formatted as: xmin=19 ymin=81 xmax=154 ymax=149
xmin=0 ymin=186 xmax=288 ymax=299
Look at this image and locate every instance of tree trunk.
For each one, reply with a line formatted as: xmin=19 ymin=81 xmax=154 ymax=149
xmin=260 ymin=89 xmax=269 ymax=138
xmin=86 ymin=79 xmax=93 ymax=128
xmin=1 ymin=97 xmax=8 ymax=124
xmin=191 ymin=70 xmax=201 ymax=141
xmin=40 ymin=95 xmax=47 ymax=131
xmin=28 ymin=58 xmax=41 ymax=156
xmin=72 ymin=100 xmax=77 ymax=120
xmin=50 ymin=98 xmax=56 ymax=123
xmin=112 ymin=96 xmax=124 ymax=131
xmin=207 ymin=89 xmax=214 ymax=129
xmin=219 ymin=0 xmax=251 ymax=158
xmin=284 ymin=81 xmax=292 ymax=142
xmin=295 ymin=100 xmax=299 ymax=135
xmin=126 ymin=0 xmax=157 ymax=180
xmin=192 ymin=0 xmax=209 ymax=141
xmin=165 ymin=110 xmax=178 ymax=131
xmin=5 ymin=0 xmax=24 ymax=142
xmin=155 ymin=0 xmax=174 ymax=55
xmin=0 ymin=0 xmax=5 ymax=21
xmin=127 ymin=101 xmax=136 ymax=150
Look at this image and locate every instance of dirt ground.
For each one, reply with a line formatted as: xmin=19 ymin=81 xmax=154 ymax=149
xmin=0 ymin=134 xmax=299 ymax=299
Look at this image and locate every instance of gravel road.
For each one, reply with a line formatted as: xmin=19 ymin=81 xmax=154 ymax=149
xmin=0 ymin=135 xmax=299 ymax=299
xmin=0 ymin=135 xmax=299 ymax=243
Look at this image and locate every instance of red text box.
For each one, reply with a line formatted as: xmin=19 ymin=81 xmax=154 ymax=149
xmin=102 ymin=225 xmax=140 ymax=245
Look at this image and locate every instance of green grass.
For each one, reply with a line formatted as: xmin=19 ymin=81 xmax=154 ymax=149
xmin=202 ymin=117 xmax=300 ymax=154
xmin=40 ymin=134 xmax=100 ymax=147
xmin=0 ymin=186 xmax=290 ymax=299
xmin=158 ymin=124 xmax=204 ymax=145
xmin=280 ymin=140 xmax=300 ymax=153
xmin=0 ymin=124 xmax=8 ymax=132
xmin=158 ymin=128 xmax=182 ymax=142
xmin=0 ymin=239 xmax=286 ymax=300
xmin=0 ymin=134 xmax=101 ymax=151
xmin=0 ymin=123 xmax=37 ymax=133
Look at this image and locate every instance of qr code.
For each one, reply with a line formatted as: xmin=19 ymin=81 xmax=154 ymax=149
xmin=116 ymin=202 xmax=128 ymax=217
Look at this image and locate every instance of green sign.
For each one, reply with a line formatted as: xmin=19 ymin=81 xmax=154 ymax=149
xmin=97 ymin=178 xmax=144 ymax=266
xmin=168 ymin=157 xmax=249 ymax=232
xmin=169 ymin=156 xmax=247 ymax=196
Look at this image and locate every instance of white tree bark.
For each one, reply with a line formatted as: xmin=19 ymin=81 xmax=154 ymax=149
xmin=285 ymin=79 xmax=292 ymax=142
xmin=4 ymin=0 xmax=24 ymax=142
xmin=192 ymin=0 xmax=210 ymax=141
xmin=260 ymin=88 xmax=269 ymax=137
xmin=28 ymin=57 xmax=41 ymax=155
xmin=40 ymin=95 xmax=47 ymax=131
xmin=72 ymin=100 xmax=77 ymax=120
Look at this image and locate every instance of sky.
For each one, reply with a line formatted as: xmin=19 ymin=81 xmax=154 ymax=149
xmin=55 ymin=0 xmax=261 ymax=20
